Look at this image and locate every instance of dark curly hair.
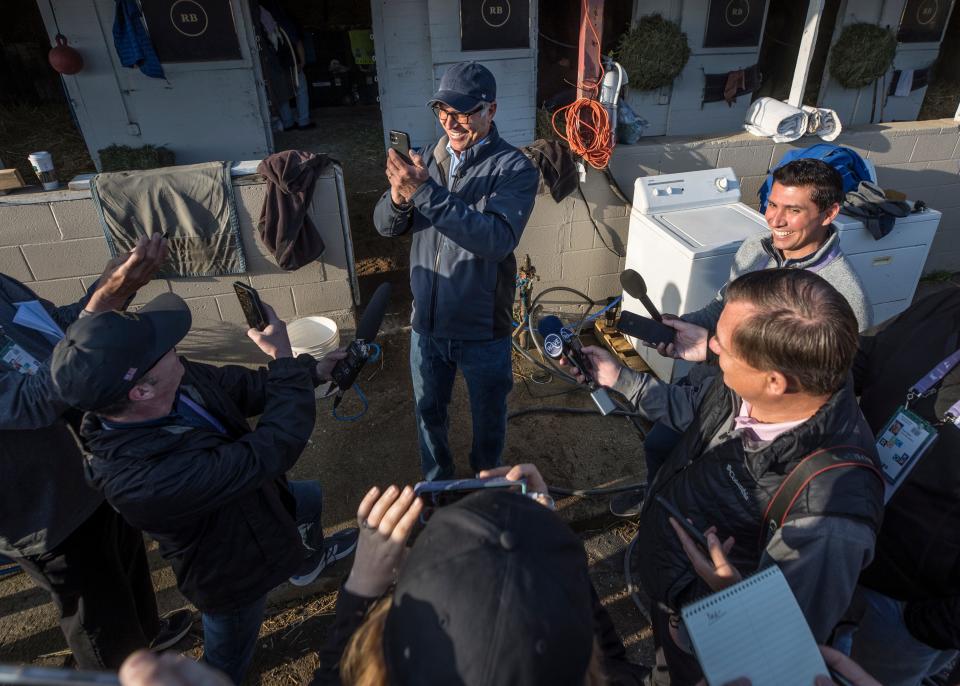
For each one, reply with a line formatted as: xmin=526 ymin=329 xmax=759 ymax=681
xmin=772 ymin=158 xmax=844 ymax=212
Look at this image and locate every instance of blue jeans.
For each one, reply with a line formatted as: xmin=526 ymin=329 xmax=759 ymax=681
xmin=410 ymin=331 xmax=514 ymax=480
xmin=278 ymin=68 xmax=310 ymax=128
xmin=201 ymin=480 xmax=323 ymax=683
xmin=644 ymin=422 xmax=683 ymax=480
xmin=849 ymin=588 xmax=957 ymax=686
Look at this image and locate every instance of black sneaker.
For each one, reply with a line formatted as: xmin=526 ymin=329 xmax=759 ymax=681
xmin=289 ymin=528 xmax=360 ymax=587
xmin=610 ymin=487 xmax=646 ymax=519
xmin=150 ymin=608 xmax=194 ymax=651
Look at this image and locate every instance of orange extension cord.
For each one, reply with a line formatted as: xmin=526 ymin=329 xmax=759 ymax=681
xmin=551 ymin=0 xmax=614 ymax=170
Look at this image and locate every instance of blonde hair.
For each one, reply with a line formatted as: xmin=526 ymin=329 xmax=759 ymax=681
xmin=339 ymin=597 xmax=608 ymax=686
xmin=340 ymin=597 xmax=391 ymax=686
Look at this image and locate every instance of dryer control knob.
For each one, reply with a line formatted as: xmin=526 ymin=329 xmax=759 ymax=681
xmin=715 ymin=176 xmax=729 ymax=192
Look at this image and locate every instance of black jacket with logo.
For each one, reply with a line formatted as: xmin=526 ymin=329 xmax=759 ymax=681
xmin=82 ymin=355 xmax=318 ymax=613
xmin=631 ymin=374 xmax=884 ymax=613
xmin=855 ymin=288 xmax=960 ymax=650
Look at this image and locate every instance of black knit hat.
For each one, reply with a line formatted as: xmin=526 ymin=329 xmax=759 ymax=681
xmin=383 ymin=490 xmax=595 ymax=685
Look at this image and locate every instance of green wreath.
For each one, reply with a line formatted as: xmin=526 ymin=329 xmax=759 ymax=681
xmin=828 ymin=23 xmax=896 ymax=89
xmin=615 ymin=14 xmax=691 ymax=92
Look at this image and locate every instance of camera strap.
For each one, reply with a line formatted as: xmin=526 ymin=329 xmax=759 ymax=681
xmin=759 ymin=446 xmax=881 ymax=551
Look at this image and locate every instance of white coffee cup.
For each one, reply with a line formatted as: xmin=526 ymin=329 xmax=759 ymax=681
xmin=28 ymin=152 xmax=59 ymax=190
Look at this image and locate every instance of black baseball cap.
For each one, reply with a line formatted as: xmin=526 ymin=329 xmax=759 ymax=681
xmin=383 ymin=490 xmax=595 ymax=685
xmin=51 ymin=293 xmax=192 ymax=411
xmin=428 ymin=61 xmax=497 ymax=113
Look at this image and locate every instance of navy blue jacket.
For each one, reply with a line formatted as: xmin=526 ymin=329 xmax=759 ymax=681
xmin=373 ymin=123 xmax=538 ymax=340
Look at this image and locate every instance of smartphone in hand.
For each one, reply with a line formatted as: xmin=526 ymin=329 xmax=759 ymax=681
xmin=388 ymin=130 xmax=413 ymax=165
xmin=414 ymin=477 xmax=526 ymax=508
xmin=617 ymin=311 xmax=676 ymax=346
xmin=233 ymin=282 xmax=268 ymax=332
xmin=655 ymin=494 xmax=710 ymax=550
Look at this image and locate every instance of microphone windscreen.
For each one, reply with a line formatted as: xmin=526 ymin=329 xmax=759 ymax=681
xmin=619 ymin=269 xmax=647 ymax=299
xmin=537 ymin=315 xmax=564 ymax=338
xmin=355 ymin=283 xmax=392 ymax=342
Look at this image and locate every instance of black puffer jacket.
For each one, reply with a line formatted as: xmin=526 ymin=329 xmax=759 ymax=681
xmin=855 ymin=288 xmax=960 ymax=650
xmin=636 ymin=376 xmax=884 ymax=611
xmin=83 ymin=355 xmax=318 ymax=613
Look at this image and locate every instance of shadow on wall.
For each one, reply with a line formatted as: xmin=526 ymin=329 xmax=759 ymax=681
xmin=175 ymin=308 xmax=358 ymax=366
xmin=178 ymin=320 xmax=274 ymax=366
xmin=607 ymin=145 xmax=721 ymax=198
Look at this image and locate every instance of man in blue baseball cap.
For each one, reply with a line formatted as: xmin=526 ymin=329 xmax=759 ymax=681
xmin=374 ymin=61 xmax=540 ymax=481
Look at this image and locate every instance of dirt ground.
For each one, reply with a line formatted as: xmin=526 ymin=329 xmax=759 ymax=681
xmin=0 ymin=324 xmax=655 ymax=683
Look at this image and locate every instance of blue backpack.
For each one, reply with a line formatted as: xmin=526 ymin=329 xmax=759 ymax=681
xmin=757 ymin=143 xmax=873 ymax=212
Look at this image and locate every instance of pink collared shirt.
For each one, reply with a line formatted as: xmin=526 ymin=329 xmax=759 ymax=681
xmin=733 ymin=401 xmax=807 ymax=443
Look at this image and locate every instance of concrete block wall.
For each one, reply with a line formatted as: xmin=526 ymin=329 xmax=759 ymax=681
xmin=0 ymin=172 xmax=357 ymax=364
xmin=516 ymin=163 xmax=630 ymax=315
xmin=519 ymin=118 xmax=960 ymax=312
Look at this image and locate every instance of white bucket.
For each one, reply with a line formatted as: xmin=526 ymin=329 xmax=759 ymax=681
xmin=288 ymin=316 xmax=340 ymax=360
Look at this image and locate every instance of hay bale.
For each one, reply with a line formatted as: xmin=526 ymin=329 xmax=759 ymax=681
xmin=829 ymin=23 xmax=896 ymax=90
xmin=615 ymin=15 xmax=690 ymax=92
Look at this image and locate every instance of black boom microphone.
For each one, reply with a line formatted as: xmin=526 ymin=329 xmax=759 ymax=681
xmin=330 ymin=282 xmax=392 ymax=408
xmin=537 ymin=315 xmax=616 ymax=416
xmin=619 ymin=269 xmax=662 ymax=322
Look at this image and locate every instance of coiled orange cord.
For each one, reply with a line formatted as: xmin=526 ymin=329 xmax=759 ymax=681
xmin=551 ymin=0 xmax=614 ymax=170
xmin=551 ymin=98 xmax=613 ymax=170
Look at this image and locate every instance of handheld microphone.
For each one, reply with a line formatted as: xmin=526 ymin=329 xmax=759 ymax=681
xmin=537 ymin=315 xmax=617 ymax=416
xmin=330 ymin=283 xmax=391 ymax=408
xmin=620 ymin=269 xmax=663 ymax=322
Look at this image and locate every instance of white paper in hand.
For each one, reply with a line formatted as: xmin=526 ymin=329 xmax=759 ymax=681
xmin=13 ymin=300 xmax=65 ymax=341
xmin=681 ymin=566 xmax=827 ymax=686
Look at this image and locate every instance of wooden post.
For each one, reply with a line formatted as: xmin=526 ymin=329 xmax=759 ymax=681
xmin=788 ymin=0 xmax=826 ymax=107
xmin=577 ymin=0 xmax=605 ymax=99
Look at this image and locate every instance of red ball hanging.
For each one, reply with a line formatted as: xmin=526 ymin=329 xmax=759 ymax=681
xmin=48 ymin=34 xmax=84 ymax=75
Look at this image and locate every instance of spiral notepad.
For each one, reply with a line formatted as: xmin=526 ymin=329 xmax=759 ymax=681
xmin=680 ymin=566 xmax=827 ymax=686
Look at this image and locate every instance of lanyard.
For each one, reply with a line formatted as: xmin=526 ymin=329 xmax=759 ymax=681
xmin=179 ymin=394 xmax=228 ymax=434
xmin=906 ymin=349 xmax=960 ymax=427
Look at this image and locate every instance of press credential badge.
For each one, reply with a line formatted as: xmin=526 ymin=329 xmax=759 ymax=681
xmin=0 ymin=334 xmax=41 ymax=375
xmin=876 ymin=406 xmax=938 ymax=502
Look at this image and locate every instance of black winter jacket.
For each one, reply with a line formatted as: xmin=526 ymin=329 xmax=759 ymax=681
xmin=0 ymin=274 xmax=102 ymax=557
xmin=855 ymin=288 xmax=960 ymax=651
xmin=634 ymin=375 xmax=884 ymax=613
xmin=82 ymin=355 xmax=318 ymax=613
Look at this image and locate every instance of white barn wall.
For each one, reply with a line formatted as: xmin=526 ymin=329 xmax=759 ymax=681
xmin=625 ymin=0 xmax=769 ymax=137
xmin=818 ymin=0 xmax=954 ymax=125
xmin=36 ymin=0 xmax=272 ymax=168
xmin=372 ymin=0 xmax=537 ymax=151
xmin=370 ymin=0 xmax=437 ymax=150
